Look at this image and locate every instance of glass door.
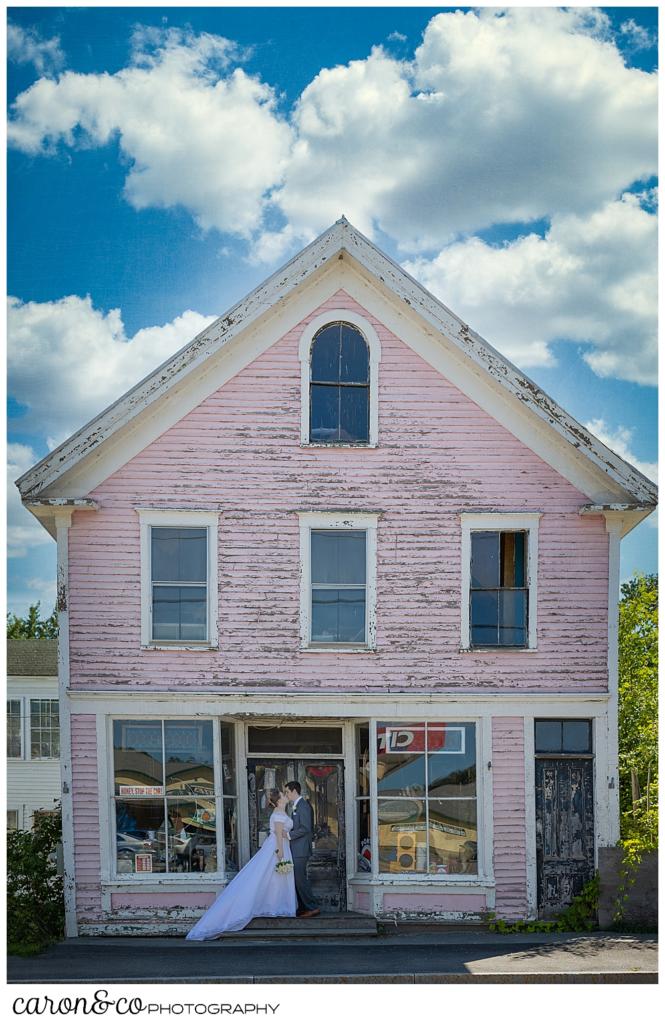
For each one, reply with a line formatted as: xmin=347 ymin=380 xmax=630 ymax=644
xmin=247 ymin=758 xmax=346 ymax=911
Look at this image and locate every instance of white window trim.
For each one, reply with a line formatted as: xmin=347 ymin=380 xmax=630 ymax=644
xmin=103 ymin=714 xmax=228 ymax=885
xmin=7 ymin=697 xmax=24 ymax=760
xmin=6 ymin=696 xmax=60 ymax=761
xmin=358 ymin=717 xmax=492 ymax=884
xmin=460 ymin=513 xmax=541 ymax=651
xmin=298 ymin=511 xmax=379 ymax=652
xmin=298 ymin=309 xmax=381 ymax=447
xmin=138 ymin=509 xmax=219 ymax=650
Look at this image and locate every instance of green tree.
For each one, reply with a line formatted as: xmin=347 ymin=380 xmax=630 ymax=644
xmin=618 ymin=573 xmax=658 ymax=849
xmin=6 ymin=601 xmax=58 ymax=638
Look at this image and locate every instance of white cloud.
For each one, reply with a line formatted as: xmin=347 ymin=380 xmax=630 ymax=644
xmin=8 ymin=26 xmax=292 ymax=237
xmin=584 ymin=419 xmax=657 ymax=484
xmin=272 ymin=7 xmax=657 ymax=250
xmin=8 ymin=296 xmax=217 ymax=447
xmin=620 ymin=19 xmax=656 ymax=53
xmin=8 ymin=10 xmax=656 ymax=252
xmin=7 ymin=23 xmax=65 ymax=74
xmin=404 ymin=192 xmax=657 ymax=386
xmin=7 ymin=444 xmax=54 ymax=558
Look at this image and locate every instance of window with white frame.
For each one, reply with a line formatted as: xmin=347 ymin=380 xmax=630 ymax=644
xmin=7 ymin=699 xmax=22 ymax=758
xmin=7 ymin=810 xmax=19 ymax=831
xmin=299 ymin=309 xmax=381 ymax=447
xmin=30 ymin=699 xmax=60 ymax=759
xmin=299 ymin=512 xmax=378 ymax=649
xmin=375 ymin=722 xmax=478 ymax=876
xmin=139 ymin=510 xmax=219 ymax=648
xmin=461 ymin=513 xmax=540 ymax=650
xmin=112 ymin=718 xmax=237 ymax=877
xmin=7 ymin=697 xmax=60 ymax=760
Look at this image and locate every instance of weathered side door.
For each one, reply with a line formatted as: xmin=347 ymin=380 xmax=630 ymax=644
xmin=535 ymin=757 xmax=595 ymax=916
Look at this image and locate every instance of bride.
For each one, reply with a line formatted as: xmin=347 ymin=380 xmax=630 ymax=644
xmin=186 ymin=788 xmax=296 ymax=939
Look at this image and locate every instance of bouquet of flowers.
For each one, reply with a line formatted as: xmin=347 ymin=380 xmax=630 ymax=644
xmin=275 ymin=859 xmax=293 ymax=874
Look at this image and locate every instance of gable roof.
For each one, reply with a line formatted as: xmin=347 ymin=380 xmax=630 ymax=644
xmin=17 ymin=218 xmax=656 ymax=526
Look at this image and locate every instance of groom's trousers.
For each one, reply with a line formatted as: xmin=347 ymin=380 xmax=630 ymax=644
xmin=293 ymin=856 xmax=318 ymax=911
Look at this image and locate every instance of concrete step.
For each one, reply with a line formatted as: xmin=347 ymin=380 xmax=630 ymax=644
xmin=219 ymin=912 xmax=378 ymax=940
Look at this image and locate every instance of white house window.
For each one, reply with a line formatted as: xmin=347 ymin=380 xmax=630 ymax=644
xmin=30 ymin=699 xmax=60 ymax=759
xmin=298 ymin=512 xmax=378 ymax=650
xmin=376 ymin=722 xmax=478 ymax=876
xmin=7 ymin=699 xmax=22 ymax=759
xmin=112 ymin=718 xmax=234 ymax=877
xmin=299 ymin=309 xmax=381 ymax=447
xmin=7 ymin=698 xmax=60 ymax=760
xmin=7 ymin=810 xmax=19 ymax=831
xmin=138 ymin=510 xmax=219 ymax=648
xmin=461 ymin=513 xmax=540 ymax=650
xmin=310 ymin=323 xmax=369 ymax=443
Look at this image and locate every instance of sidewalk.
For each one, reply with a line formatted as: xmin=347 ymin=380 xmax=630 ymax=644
xmin=7 ymin=930 xmax=658 ymax=984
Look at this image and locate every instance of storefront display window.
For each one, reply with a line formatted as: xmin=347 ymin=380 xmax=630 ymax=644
xmin=112 ymin=719 xmax=235 ymax=876
xmin=355 ymin=724 xmax=371 ymax=873
xmin=375 ymin=722 xmax=478 ymax=875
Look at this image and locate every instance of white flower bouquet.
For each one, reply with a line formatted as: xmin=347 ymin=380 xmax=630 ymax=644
xmin=275 ymin=859 xmax=293 ymax=874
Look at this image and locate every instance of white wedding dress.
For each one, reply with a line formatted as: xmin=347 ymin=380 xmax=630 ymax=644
xmin=186 ymin=810 xmax=297 ymax=939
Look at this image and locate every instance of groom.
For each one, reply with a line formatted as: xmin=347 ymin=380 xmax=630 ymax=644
xmin=285 ymin=781 xmax=320 ymax=918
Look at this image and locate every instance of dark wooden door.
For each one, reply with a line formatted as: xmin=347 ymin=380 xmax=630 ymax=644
xmin=535 ymin=757 xmax=595 ymax=916
xmin=247 ymin=759 xmax=346 ymax=911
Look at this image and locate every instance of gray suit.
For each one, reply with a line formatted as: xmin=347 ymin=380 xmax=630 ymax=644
xmin=290 ymin=798 xmax=317 ymax=911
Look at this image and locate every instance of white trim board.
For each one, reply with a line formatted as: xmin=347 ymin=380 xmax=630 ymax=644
xmin=17 ymin=219 xmax=656 ymax=516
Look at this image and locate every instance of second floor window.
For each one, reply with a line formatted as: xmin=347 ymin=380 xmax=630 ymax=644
xmin=151 ymin=527 xmax=208 ymax=643
xmin=470 ymin=530 xmax=528 ymax=647
xmin=30 ymin=699 xmax=60 ymax=758
xmin=311 ymin=529 xmax=367 ymax=644
xmin=310 ymin=322 xmax=370 ymax=443
xmin=7 ymin=699 xmax=22 ymax=758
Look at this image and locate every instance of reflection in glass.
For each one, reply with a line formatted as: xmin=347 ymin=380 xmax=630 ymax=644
xmin=376 ymin=751 xmax=426 ymax=796
xmin=223 ymin=799 xmax=239 ymax=872
xmin=152 ymin=585 xmax=207 ymax=642
xmin=535 ymin=720 xmax=562 ymax=753
xmin=312 ymin=588 xmax=366 ymax=643
xmin=357 ymin=799 xmax=371 ymax=873
xmin=428 ymin=800 xmax=478 ymax=875
xmin=378 ymin=799 xmax=426 ymax=873
xmin=151 ymin=528 xmax=207 ymax=583
xmin=115 ymin=798 xmax=167 ymax=874
xmin=309 ymin=322 xmax=370 ymax=443
xmin=247 ymin=727 xmax=343 ymax=755
xmin=165 ymin=798 xmax=217 ymax=873
xmin=311 ymin=531 xmax=366 ymax=585
xmin=562 ymin=720 xmax=592 ymax=753
xmin=221 ymin=723 xmax=236 ymax=795
xmin=356 ymin=724 xmax=370 ymax=797
xmin=310 ymin=385 xmax=339 ymax=442
xmin=165 ymin=720 xmax=214 ymax=795
xmin=114 ymin=720 xmax=163 ymax=794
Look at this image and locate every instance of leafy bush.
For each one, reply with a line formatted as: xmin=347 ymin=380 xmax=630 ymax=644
xmin=7 ymin=809 xmax=64 ymax=955
xmin=487 ymin=874 xmax=599 ymax=934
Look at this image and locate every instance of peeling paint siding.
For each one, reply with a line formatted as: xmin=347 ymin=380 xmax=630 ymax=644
xmin=70 ymin=714 xmax=102 ymax=919
xmin=67 ymin=291 xmax=609 ymax=693
xmin=492 ymin=717 xmax=528 ymax=920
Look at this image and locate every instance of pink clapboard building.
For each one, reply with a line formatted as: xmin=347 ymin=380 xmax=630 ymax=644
xmin=18 ymin=219 xmax=656 ymax=936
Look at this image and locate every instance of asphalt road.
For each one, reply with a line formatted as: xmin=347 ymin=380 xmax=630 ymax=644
xmin=7 ymin=932 xmax=658 ymax=984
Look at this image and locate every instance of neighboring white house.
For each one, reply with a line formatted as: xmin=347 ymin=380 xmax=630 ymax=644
xmin=7 ymin=639 xmax=61 ymax=830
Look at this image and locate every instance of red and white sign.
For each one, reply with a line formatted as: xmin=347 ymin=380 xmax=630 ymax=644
xmin=377 ymin=724 xmax=463 ymax=754
xmin=119 ymin=786 xmax=163 ymax=797
xmin=135 ymin=854 xmax=153 ymax=873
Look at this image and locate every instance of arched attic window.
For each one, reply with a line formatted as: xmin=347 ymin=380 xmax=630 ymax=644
xmin=309 ymin=322 xmax=370 ymax=444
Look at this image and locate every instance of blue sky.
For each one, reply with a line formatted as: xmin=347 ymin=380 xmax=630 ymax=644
xmin=7 ymin=5 xmax=658 ymax=616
